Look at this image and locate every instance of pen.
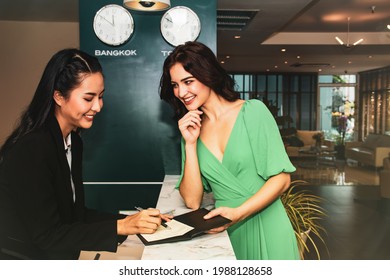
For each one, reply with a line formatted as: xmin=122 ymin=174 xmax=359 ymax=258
xmin=134 ymin=206 xmax=171 ymax=230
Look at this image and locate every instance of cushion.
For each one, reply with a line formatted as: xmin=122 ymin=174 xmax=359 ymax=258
xmin=348 ymin=147 xmax=374 ymax=162
xmin=376 ymin=135 xmax=390 ymax=147
xmin=284 ymin=135 xmax=304 ymax=147
xmin=280 ymin=127 xmax=297 ymax=137
xmin=384 ymin=157 xmax=390 ymax=170
xmin=296 ymin=130 xmax=321 ymax=146
xmin=362 ymin=134 xmax=380 ymax=149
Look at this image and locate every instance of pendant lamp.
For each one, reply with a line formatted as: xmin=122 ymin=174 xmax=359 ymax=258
xmin=123 ymin=0 xmax=170 ymax=12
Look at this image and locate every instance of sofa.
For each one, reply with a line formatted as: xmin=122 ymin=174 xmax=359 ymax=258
xmin=283 ymin=130 xmax=333 ymax=158
xmin=380 ymin=156 xmax=390 ymax=198
xmin=345 ymin=134 xmax=390 ymax=168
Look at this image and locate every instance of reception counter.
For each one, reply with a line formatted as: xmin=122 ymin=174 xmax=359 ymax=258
xmin=79 ymin=175 xmax=236 ymax=260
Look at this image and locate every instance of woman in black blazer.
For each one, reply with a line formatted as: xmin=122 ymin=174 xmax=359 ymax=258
xmin=0 ymin=49 xmax=166 ymax=259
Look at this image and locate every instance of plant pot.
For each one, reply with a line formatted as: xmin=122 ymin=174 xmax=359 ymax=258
xmin=335 ymin=144 xmax=345 ymax=159
xmin=298 ymin=229 xmax=311 ymax=259
xmin=300 ymin=229 xmax=311 ymax=244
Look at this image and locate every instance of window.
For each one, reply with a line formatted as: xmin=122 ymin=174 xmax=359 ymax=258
xmin=360 ymin=67 xmax=390 ymax=137
xmin=230 ymin=73 xmax=317 ymax=130
xmin=318 ymin=75 xmax=356 ymax=142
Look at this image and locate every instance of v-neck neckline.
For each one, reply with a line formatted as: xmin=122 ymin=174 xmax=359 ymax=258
xmin=199 ymin=101 xmax=246 ymax=164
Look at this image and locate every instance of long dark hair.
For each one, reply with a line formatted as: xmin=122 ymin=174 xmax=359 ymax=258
xmin=0 ymin=48 xmax=102 ymax=160
xmin=159 ymin=41 xmax=239 ymax=118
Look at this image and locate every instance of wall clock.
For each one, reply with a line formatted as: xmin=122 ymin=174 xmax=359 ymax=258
xmin=160 ymin=6 xmax=201 ymax=47
xmin=93 ymin=4 xmax=134 ymax=46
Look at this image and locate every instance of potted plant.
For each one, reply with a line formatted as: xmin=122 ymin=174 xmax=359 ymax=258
xmin=334 ymin=135 xmax=345 ymax=159
xmin=281 ymin=180 xmax=327 ymax=259
xmin=312 ymin=132 xmax=324 ymax=148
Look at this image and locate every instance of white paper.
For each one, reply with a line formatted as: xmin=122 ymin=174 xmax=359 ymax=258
xmin=139 ymin=219 xmax=194 ymax=242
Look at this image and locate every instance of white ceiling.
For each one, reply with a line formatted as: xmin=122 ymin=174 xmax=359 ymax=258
xmin=0 ymin=0 xmax=389 ymax=74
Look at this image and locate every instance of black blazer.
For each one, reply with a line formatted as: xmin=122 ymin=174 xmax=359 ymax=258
xmin=0 ymin=117 xmax=126 ymax=259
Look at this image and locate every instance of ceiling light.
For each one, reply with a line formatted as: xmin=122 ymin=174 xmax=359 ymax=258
xmin=234 ymin=35 xmax=241 ymax=39
xmin=335 ymin=17 xmax=363 ymax=47
xmin=335 ymin=36 xmax=344 ymax=45
xmin=387 ymin=25 xmax=390 ymax=30
xmin=353 ymin=38 xmax=364 ymax=46
xmin=281 ymin=48 xmax=286 ymax=52
xmin=123 ymin=0 xmax=170 ymax=11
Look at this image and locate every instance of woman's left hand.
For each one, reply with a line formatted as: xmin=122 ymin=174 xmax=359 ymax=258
xmin=203 ymin=207 xmax=240 ymax=234
xmin=160 ymin=213 xmax=174 ymax=223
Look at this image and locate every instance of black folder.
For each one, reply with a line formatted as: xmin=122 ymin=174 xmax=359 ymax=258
xmin=137 ymin=208 xmax=231 ymax=246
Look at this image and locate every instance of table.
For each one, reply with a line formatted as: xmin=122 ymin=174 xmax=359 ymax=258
xmin=298 ymin=146 xmax=337 ymax=169
xmin=79 ymin=175 xmax=236 ymax=260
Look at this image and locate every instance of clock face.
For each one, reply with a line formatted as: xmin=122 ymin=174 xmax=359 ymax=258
xmin=93 ymin=4 xmax=134 ymax=46
xmin=160 ymin=6 xmax=201 ymax=47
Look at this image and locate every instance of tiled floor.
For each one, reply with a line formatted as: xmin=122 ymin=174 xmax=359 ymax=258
xmin=289 ymin=157 xmax=390 ymax=260
xmin=291 ymin=158 xmax=380 ymax=186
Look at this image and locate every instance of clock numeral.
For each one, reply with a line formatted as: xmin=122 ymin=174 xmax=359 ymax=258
xmin=94 ymin=4 xmax=134 ymax=46
xmin=160 ymin=6 xmax=200 ymax=46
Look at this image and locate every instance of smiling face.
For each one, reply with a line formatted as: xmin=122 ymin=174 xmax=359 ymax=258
xmin=53 ymin=72 xmax=104 ymax=137
xmin=169 ymin=63 xmax=212 ymax=111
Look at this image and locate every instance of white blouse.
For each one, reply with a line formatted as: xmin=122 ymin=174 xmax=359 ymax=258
xmin=64 ymin=134 xmax=75 ymax=202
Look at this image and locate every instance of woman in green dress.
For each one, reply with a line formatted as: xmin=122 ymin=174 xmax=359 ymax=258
xmin=159 ymin=42 xmax=299 ymax=260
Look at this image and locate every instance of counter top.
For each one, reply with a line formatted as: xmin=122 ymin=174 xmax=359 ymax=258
xmin=141 ymin=175 xmax=235 ymax=260
xmin=79 ymin=175 xmax=235 ymax=260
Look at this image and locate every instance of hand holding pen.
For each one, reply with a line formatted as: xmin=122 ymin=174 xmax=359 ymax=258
xmin=135 ymin=207 xmax=172 ymax=230
xmin=117 ymin=207 xmax=171 ymax=235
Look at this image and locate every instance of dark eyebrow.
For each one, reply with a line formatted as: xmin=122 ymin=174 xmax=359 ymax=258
xmin=171 ymin=76 xmax=194 ymax=84
xmin=181 ymin=76 xmax=194 ymax=82
xmin=84 ymin=89 xmax=105 ymax=97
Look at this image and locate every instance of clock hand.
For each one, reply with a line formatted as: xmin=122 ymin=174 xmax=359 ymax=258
xmin=99 ymin=15 xmax=114 ymax=26
xmin=112 ymin=14 xmax=115 ymax=26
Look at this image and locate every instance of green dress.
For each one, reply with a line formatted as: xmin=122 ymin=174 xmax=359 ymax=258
xmin=177 ymin=99 xmax=299 ymax=260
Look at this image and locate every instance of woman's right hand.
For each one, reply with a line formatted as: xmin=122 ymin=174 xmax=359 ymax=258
xmin=178 ymin=110 xmax=203 ymax=144
xmin=117 ymin=208 xmax=163 ymax=235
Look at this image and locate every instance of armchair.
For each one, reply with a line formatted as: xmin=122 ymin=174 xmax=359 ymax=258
xmin=345 ymin=134 xmax=390 ymax=168
xmin=380 ymin=156 xmax=390 ymax=198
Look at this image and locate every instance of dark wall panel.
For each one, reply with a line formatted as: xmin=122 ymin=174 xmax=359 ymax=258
xmin=84 ymin=184 xmax=161 ymax=214
xmin=79 ymin=0 xmax=216 ymax=210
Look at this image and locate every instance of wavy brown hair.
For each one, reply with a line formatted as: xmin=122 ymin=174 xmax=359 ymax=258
xmin=159 ymin=41 xmax=239 ymax=118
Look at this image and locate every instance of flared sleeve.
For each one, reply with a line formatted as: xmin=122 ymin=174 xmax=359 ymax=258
xmin=243 ymin=99 xmax=296 ymax=181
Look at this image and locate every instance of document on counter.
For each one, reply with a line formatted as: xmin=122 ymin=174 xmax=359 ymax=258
xmin=137 ymin=208 xmax=231 ymax=246
xmin=139 ymin=220 xmax=194 ymax=243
